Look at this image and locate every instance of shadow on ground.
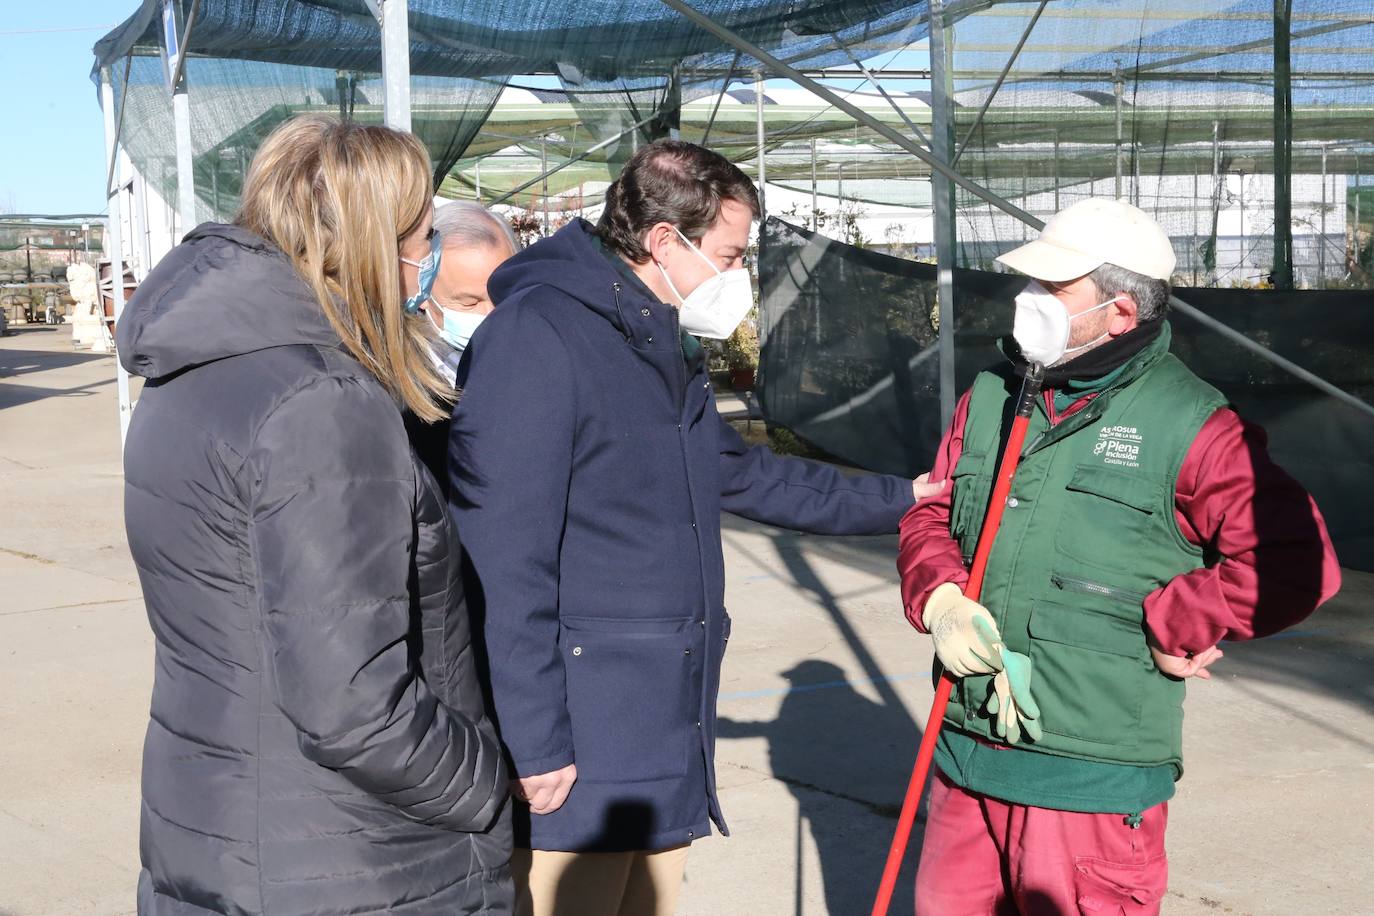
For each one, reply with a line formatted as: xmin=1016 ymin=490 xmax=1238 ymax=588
xmin=718 ymin=520 xmax=925 ymax=916
xmin=715 ymin=502 xmax=1368 ymax=914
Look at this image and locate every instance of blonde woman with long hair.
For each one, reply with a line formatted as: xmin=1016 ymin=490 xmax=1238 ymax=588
xmin=118 ymin=116 xmax=512 ymax=915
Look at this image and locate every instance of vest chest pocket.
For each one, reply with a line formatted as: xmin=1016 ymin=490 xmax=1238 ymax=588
xmin=1054 ymin=465 xmax=1164 ymax=572
xmin=949 ymin=451 xmax=990 ymax=559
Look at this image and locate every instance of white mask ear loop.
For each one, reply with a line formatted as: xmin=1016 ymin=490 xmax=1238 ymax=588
xmin=656 ymin=227 xmax=718 ymax=306
xmin=672 ymin=226 xmax=722 ymax=276
xmin=1063 ymin=297 xmax=1123 ymax=355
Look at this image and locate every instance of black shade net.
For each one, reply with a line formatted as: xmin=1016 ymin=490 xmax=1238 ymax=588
xmin=758 ymin=217 xmax=1374 ymax=570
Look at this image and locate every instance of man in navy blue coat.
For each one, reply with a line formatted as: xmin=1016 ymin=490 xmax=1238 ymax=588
xmin=449 ymin=140 xmax=937 ymax=915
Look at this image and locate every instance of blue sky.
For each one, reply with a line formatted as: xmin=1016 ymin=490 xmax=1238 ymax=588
xmin=0 ymin=3 xmax=921 ymax=218
xmin=0 ymin=2 xmax=125 ymax=216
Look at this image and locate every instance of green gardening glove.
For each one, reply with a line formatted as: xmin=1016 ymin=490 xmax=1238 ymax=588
xmin=973 ymin=618 xmax=1043 ymax=744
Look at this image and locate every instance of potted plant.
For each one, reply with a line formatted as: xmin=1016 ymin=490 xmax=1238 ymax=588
xmin=722 ymin=319 xmax=760 ymax=391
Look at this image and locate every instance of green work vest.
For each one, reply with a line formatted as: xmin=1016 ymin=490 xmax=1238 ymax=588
xmin=947 ymin=325 xmax=1226 ymax=772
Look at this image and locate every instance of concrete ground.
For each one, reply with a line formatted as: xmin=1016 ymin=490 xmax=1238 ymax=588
xmin=2 ymin=325 xmax=1370 ymax=916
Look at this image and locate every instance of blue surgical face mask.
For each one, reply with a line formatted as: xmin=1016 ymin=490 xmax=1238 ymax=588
xmin=437 ymin=307 xmax=487 ymax=353
xmin=400 ymin=233 xmax=442 ymax=314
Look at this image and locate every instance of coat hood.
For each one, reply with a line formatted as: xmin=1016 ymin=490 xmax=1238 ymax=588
xmin=117 ymin=223 xmax=341 ymax=380
xmin=487 ymin=218 xmax=654 ymax=335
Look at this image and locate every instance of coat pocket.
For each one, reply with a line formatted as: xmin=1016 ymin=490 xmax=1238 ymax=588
xmin=560 ymin=614 xmax=695 ymax=783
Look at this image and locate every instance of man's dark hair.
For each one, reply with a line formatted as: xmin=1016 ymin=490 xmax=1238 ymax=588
xmin=594 ymin=140 xmax=761 ymax=264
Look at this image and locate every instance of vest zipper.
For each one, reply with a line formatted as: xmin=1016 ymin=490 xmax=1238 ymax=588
xmin=1052 ymin=574 xmax=1148 ymax=605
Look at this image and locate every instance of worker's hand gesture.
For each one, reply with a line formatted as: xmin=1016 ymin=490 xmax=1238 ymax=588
xmin=922 ymin=582 xmax=1003 ymax=677
xmin=1148 ymin=634 xmax=1224 ymax=680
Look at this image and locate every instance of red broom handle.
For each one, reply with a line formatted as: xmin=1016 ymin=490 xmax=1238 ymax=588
xmin=870 ymin=364 xmax=1045 ymax=916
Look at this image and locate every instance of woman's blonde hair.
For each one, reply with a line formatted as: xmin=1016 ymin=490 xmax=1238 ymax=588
xmin=236 ymin=115 xmax=450 ymax=422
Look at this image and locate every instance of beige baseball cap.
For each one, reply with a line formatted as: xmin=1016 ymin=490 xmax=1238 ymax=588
xmin=995 ymin=198 xmax=1176 ymax=282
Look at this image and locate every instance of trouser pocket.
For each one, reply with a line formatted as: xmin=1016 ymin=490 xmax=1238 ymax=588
xmin=1073 ymin=853 xmax=1168 ymax=915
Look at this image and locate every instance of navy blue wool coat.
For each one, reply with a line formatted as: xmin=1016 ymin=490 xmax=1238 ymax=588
xmin=448 ymin=220 xmax=914 ymax=853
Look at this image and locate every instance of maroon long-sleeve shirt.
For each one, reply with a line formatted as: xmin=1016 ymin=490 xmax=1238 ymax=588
xmin=899 ymin=388 xmax=1342 ymax=655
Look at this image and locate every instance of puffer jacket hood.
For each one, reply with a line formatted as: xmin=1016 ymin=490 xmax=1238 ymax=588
xmin=117 ymin=223 xmax=340 ymax=381
xmin=487 ymin=218 xmax=635 ymax=337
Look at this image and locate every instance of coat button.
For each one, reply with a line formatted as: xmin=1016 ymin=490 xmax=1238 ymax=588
xmin=699 ymin=619 xmax=706 ymax=627
xmin=687 ymin=830 xmax=695 ymax=838
xmin=641 ymin=307 xmax=651 ymax=316
xmin=572 ymin=646 xmax=583 ymax=656
xmin=684 ymin=648 xmax=692 ymax=656
xmin=647 ymin=335 xmax=654 ymax=343
xmin=696 ymin=720 xmax=703 ymax=728
xmin=1007 ymin=497 xmax=1019 ymax=508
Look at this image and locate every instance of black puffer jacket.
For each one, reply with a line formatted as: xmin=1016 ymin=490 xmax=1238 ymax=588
xmin=119 ymin=224 xmax=512 ymax=915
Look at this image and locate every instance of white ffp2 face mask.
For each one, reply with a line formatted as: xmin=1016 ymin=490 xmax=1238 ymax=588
xmin=656 ymin=227 xmax=754 ymax=339
xmin=436 ymin=307 xmax=486 ymax=353
xmin=1012 ymin=280 xmax=1120 ymax=366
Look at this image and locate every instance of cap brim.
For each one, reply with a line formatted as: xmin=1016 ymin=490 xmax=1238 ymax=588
xmin=995 ymin=239 xmax=1104 ymax=283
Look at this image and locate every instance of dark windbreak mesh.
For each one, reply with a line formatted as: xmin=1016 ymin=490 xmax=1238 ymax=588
xmin=758 ymin=218 xmax=1374 ymax=570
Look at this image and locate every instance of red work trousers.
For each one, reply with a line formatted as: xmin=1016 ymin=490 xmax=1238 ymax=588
xmin=914 ymin=772 xmax=1169 ymax=915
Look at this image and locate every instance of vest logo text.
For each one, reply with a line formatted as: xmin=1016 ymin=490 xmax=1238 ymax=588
xmin=1093 ymin=425 xmax=1143 ymax=468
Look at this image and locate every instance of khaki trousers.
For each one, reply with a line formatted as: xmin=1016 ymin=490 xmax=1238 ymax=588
xmin=512 ymin=845 xmax=690 ymax=916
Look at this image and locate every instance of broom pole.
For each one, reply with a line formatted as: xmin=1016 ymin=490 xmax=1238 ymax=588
xmin=870 ymin=363 xmax=1045 ymax=916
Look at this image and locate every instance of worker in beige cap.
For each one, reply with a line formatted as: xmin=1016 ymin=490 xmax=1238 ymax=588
xmin=895 ymin=198 xmax=1340 ymax=914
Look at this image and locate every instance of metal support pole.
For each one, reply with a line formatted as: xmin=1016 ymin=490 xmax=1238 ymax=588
xmin=132 ymin=170 xmax=150 ymax=278
xmin=1319 ymin=146 xmax=1328 ymax=284
xmin=1192 ymin=166 xmax=1200 ymax=285
xmin=931 ymin=0 xmax=958 ymax=427
xmin=172 ymin=84 xmax=196 ymax=237
xmin=540 ymin=135 xmax=550 ymax=236
xmin=101 ymin=67 xmax=134 ymax=445
xmin=754 ymin=70 xmax=767 ymax=218
xmin=1052 ymin=131 xmax=1060 ymax=212
xmin=475 ymin=160 xmax=482 ymax=201
xmin=837 ymin=163 xmax=844 ymax=208
xmin=666 ymin=64 xmax=683 ymax=141
xmin=1021 ymin=165 xmax=1029 ymax=241
xmin=378 ymin=0 xmax=412 ymax=131
xmin=811 ymin=137 xmax=819 ymax=228
xmin=1346 ymin=152 xmax=1357 ymax=269
xmin=164 ymin=0 xmax=199 ymax=238
xmin=1210 ymin=121 xmax=1221 ymax=284
xmin=1238 ymin=171 xmax=1246 ymax=277
xmin=1272 ymin=0 xmax=1294 ymax=288
xmin=1133 ymin=141 xmax=1141 ymax=207
xmin=1113 ymin=65 xmax=1124 ymax=200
